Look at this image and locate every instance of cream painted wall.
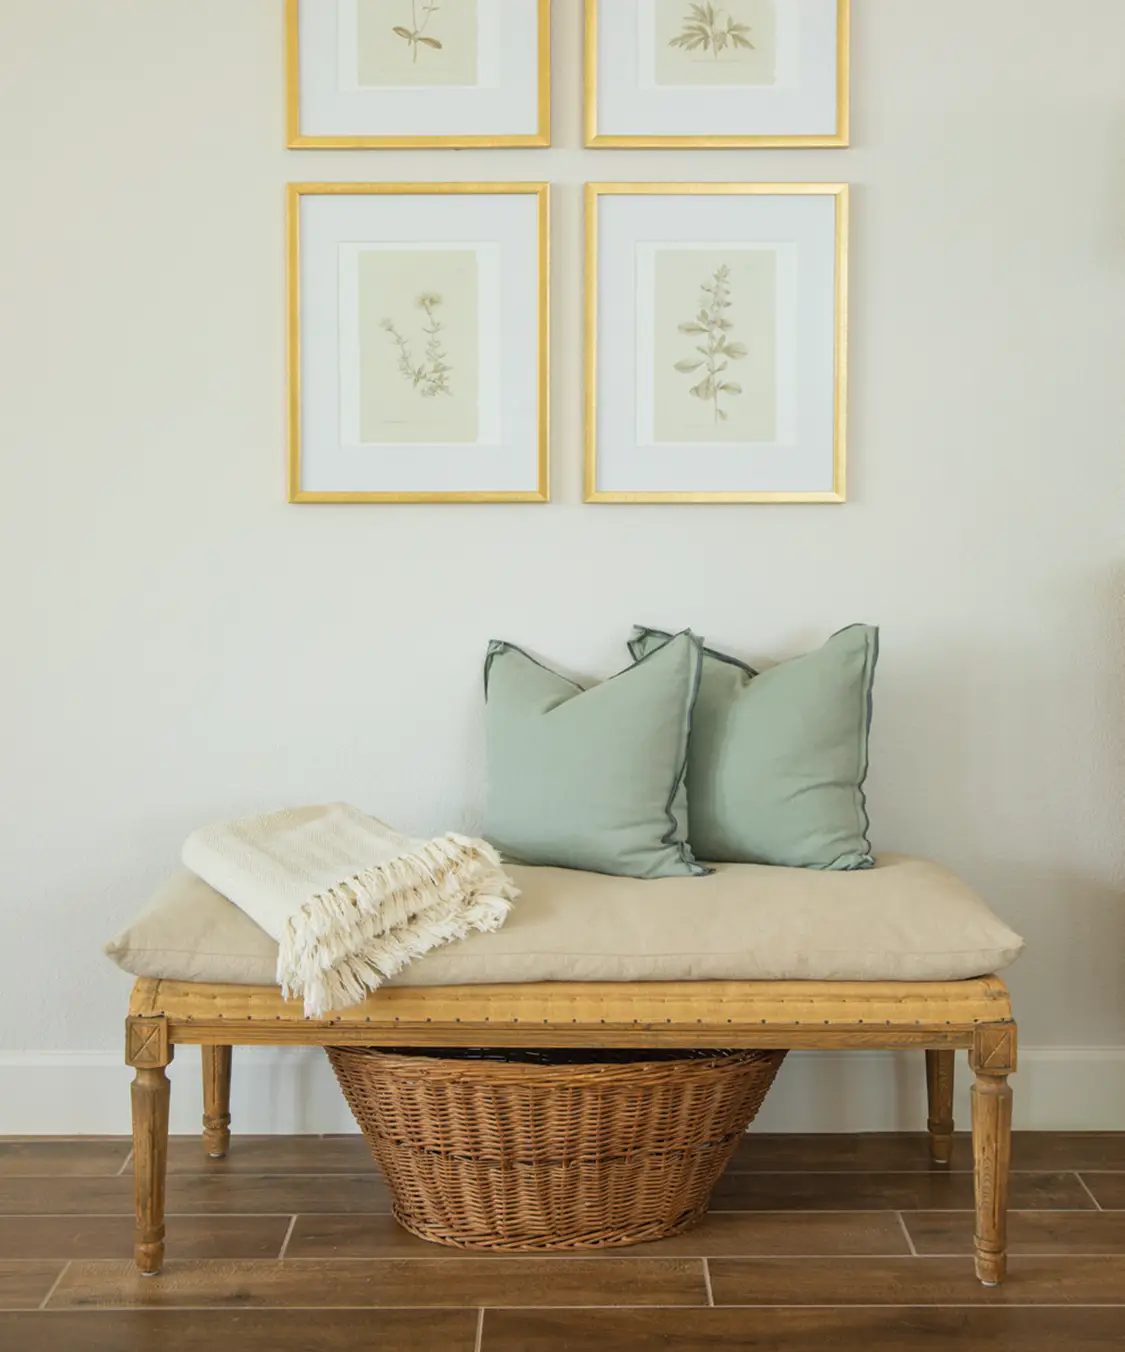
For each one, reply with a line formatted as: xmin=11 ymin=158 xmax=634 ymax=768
xmin=2 ymin=1 xmax=1125 ymax=1127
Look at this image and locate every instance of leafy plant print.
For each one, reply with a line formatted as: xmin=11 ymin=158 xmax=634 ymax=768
xmin=392 ymin=0 xmax=444 ymax=64
xmin=674 ymin=265 xmax=747 ymax=423
xmin=380 ymin=293 xmax=452 ymax=398
xmin=668 ymin=2 xmax=754 ymax=59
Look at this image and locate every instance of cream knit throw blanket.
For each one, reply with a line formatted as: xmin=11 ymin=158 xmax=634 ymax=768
xmin=182 ymin=804 xmax=516 ymax=1017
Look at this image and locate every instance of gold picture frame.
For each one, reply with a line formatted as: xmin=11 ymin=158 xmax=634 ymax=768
xmin=288 ymin=182 xmax=550 ymax=504
xmin=584 ymin=0 xmax=850 ymax=149
xmin=585 ymin=183 xmax=848 ymax=504
xmin=286 ymin=0 xmax=552 ymax=149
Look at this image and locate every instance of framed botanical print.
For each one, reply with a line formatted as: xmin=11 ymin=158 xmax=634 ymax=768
xmin=585 ymin=184 xmax=848 ymax=503
xmin=287 ymin=0 xmax=551 ymax=148
xmin=585 ymin=0 xmax=849 ymax=147
xmin=289 ymin=183 xmax=549 ymax=503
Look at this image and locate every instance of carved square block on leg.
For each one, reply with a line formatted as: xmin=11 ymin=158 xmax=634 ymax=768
xmin=126 ymin=1016 xmax=173 ymax=1275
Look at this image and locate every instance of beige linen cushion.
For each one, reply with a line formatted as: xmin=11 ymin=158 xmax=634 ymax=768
xmin=105 ymin=855 xmax=1023 ymax=986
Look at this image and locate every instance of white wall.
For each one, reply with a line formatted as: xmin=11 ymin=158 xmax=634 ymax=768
xmin=2 ymin=0 xmax=1124 ymax=1130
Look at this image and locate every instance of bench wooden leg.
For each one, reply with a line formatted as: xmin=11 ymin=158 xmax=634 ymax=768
xmin=126 ymin=1016 xmax=173 ymax=1276
xmin=202 ymin=1046 xmax=232 ymax=1158
xmin=925 ymin=1049 xmax=955 ymax=1165
xmin=970 ymin=1024 xmax=1017 ymax=1285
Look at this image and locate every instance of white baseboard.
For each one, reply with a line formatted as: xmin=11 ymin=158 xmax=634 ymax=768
xmin=1 ymin=1047 xmax=1122 ymax=1136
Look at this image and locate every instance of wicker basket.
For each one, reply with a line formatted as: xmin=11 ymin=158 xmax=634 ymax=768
xmin=326 ymin=1044 xmax=786 ymax=1251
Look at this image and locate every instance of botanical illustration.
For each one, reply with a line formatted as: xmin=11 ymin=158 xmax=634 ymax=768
xmin=653 ymin=0 xmax=777 ymax=87
xmin=391 ymin=0 xmax=444 ymax=64
xmin=668 ymin=2 xmax=754 ymax=60
xmin=352 ymin=247 xmax=480 ymax=444
xmin=673 ymin=264 xmax=748 ymax=424
xmin=380 ymin=293 xmax=453 ymax=398
xmin=649 ymin=246 xmax=778 ymax=445
xmin=354 ymin=0 xmax=478 ymax=88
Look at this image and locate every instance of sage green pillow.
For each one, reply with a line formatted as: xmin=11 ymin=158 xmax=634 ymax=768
xmin=628 ymin=625 xmax=878 ymax=870
xmin=484 ymin=632 xmax=707 ymax=879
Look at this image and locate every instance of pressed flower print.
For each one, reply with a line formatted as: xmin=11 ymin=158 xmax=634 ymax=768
xmin=353 ymin=248 xmax=480 ymax=444
xmin=654 ymin=0 xmax=779 ymax=87
xmin=652 ymin=247 xmax=779 ymax=444
xmin=354 ymin=0 xmax=479 ymax=87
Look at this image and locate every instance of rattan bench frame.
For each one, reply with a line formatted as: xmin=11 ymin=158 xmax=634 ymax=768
xmin=125 ymin=974 xmax=1017 ymax=1284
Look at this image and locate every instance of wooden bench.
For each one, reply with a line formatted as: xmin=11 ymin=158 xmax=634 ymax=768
xmin=125 ymin=973 xmax=1017 ymax=1284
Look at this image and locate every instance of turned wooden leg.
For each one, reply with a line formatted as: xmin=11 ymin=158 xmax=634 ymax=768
xmin=126 ymin=1016 xmax=173 ymax=1276
xmin=925 ymin=1049 xmax=955 ymax=1165
xmin=970 ymin=1024 xmax=1017 ymax=1285
xmin=202 ymin=1045 xmax=232 ymax=1158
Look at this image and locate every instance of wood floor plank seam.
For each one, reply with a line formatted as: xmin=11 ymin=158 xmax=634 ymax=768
xmin=38 ymin=1302 xmax=719 ymax=1311
xmin=4 ymin=1165 xmax=1102 ymax=1176
xmin=280 ymin=1252 xmax=931 ymax=1260
xmin=36 ymin=1262 xmax=69 ymax=1312
xmin=31 ymin=1301 xmax=1125 ymax=1309
xmin=228 ymin=1251 xmax=944 ymax=1261
xmin=733 ymin=1163 xmax=1124 ymax=1177
xmin=700 ymin=1302 xmax=1125 ymax=1309
xmin=731 ymin=1169 xmax=1125 ymax=1176
xmin=35 ymin=1249 xmax=932 ymax=1263
xmin=1 ymin=1174 xmax=136 ymax=1181
xmin=1077 ymin=1174 xmax=1125 ymax=1209
xmin=276 ymin=1216 xmax=298 ymax=1260
xmin=277 ymin=1251 xmax=901 ymax=1261
xmin=895 ymin=1213 xmax=919 ymax=1256
xmin=7 ymin=1160 xmax=1105 ymax=1174
xmin=35 ymin=1301 xmax=1122 ymax=1311
xmin=1 ymin=1216 xmax=324 ymax=1227
xmin=1075 ymin=1173 xmax=1104 ymax=1210
xmin=907 ymin=1252 xmax=1125 ymax=1259
xmin=725 ymin=1169 xmax=1064 ymax=1175
xmin=49 ymin=1249 xmax=945 ymax=1262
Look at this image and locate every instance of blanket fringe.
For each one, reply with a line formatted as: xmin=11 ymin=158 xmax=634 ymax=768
xmin=276 ymin=834 xmax=516 ymax=1017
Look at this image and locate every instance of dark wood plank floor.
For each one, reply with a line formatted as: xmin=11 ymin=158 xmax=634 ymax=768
xmin=1 ymin=1131 xmax=1123 ymax=1350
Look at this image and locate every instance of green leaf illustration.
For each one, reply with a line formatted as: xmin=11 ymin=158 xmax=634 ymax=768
xmin=383 ymin=292 xmax=453 ymax=399
xmin=669 ymin=4 xmax=755 ymax=61
xmin=392 ymin=1 xmax=445 ymax=64
xmin=673 ymin=262 xmax=749 ymax=425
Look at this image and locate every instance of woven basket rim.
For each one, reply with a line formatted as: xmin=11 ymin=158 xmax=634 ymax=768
xmin=327 ymin=1046 xmax=776 ymax=1084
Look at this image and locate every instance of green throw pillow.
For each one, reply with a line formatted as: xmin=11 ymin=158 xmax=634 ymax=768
xmin=628 ymin=625 xmax=879 ymax=870
xmin=484 ymin=632 xmax=708 ymax=879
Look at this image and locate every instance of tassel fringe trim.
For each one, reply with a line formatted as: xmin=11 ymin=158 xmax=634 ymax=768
xmin=276 ymin=834 xmax=517 ymax=1018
